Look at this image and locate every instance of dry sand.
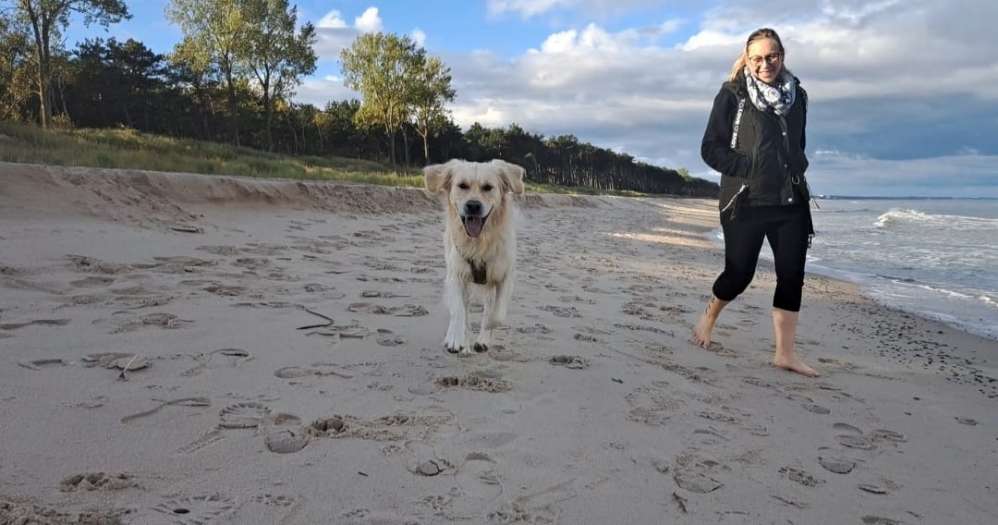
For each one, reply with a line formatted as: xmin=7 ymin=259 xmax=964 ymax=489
xmin=0 ymin=161 xmax=995 ymax=525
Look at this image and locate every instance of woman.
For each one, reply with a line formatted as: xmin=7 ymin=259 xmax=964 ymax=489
xmin=693 ymin=28 xmax=818 ymax=377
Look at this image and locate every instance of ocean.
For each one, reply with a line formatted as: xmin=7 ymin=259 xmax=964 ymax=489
xmin=714 ymin=199 xmax=998 ymax=340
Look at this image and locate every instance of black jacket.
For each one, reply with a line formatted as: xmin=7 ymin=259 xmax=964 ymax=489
xmin=701 ymin=76 xmax=811 ymax=214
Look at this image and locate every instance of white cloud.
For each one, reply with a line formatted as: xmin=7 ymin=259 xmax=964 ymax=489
xmin=313 ymin=6 xmax=386 ymax=59
xmin=354 ymin=7 xmax=383 ymax=33
xmin=487 ymin=0 xmax=570 ymax=18
xmin=317 ymin=10 xmax=347 ymax=29
xmin=411 ymin=28 xmax=427 ymax=47
xmin=487 ymin=0 xmax=663 ymax=18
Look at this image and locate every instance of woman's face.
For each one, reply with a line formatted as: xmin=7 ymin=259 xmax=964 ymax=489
xmin=746 ymin=37 xmax=784 ymax=84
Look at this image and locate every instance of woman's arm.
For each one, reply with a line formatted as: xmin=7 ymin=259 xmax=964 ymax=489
xmin=701 ymin=87 xmax=752 ymax=178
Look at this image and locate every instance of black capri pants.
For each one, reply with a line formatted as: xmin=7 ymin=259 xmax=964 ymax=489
xmin=712 ymin=205 xmax=810 ymax=312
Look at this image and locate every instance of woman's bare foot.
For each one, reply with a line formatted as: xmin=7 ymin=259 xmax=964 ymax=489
xmin=692 ymin=313 xmax=716 ymax=348
xmin=772 ymin=355 xmax=819 ymax=377
xmin=692 ymin=296 xmax=728 ymax=348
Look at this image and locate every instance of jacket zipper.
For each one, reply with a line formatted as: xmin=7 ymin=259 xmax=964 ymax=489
xmin=720 ymin=183 xmax=748 ymax=214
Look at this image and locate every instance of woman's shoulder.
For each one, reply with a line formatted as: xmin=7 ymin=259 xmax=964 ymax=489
xmin=719 ymin=76 xmax=748 ymax=97
xmin=717 ymin=79 xmax=743 ymax=99
xmin=790 ymin=73 xmax=807 ymax=95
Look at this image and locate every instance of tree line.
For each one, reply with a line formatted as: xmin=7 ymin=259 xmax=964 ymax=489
xmin=0 ymin=0 xmax=717 ymax=196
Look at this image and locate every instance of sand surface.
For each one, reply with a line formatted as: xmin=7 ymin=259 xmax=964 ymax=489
xmin=0 ymin=162 xmax=995 ymax=524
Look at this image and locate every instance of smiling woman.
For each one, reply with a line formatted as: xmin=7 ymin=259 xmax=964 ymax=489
xmin=694 ymin=27 xmax=819 ymax=378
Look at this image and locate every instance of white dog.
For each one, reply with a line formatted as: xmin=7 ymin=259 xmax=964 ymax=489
xmin=424 ymin=159 xmax=526 ymax=354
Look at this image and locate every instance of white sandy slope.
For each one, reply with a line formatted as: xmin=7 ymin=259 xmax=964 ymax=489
xmin=0 ymin=162 xmax=995 ymax=524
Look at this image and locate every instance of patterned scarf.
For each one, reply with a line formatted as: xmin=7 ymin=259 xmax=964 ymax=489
xmin=744 ymin=67 xmax=797 ymax=116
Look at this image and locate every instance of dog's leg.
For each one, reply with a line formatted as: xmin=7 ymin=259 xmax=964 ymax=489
xmin=491 ymin=269 xmax=514 ymax=327
xmin=475 ymin=286 xmax=497 ymax=352
xmin=444 ymin=274 xmax=469 ymax=353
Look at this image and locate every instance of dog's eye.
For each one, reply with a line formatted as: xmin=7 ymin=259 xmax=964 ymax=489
xmin=457 ymin=182 xmax=470 ymax=190
xmin=481 ymin=184 xmax=493 ymax=192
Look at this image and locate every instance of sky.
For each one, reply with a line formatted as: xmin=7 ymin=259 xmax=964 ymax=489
xmin=65 ymin=0 xmax=998 ymax=197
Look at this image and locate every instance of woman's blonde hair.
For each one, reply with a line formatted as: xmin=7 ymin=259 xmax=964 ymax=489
xmin=728 ymin=27 xmax=785 ymax=82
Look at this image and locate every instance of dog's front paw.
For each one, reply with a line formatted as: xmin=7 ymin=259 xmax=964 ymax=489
xmin=473 ymin=342 xmax=488 ymax=353
xmin=444 ymin=330 xmax=467 ymax=354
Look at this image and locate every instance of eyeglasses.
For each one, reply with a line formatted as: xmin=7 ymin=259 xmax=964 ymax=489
xmin=748 ymin=53 xmax=783 ymax=66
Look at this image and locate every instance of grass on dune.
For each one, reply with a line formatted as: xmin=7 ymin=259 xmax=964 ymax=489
xmin=0 ymin=121 xmax=653 ymax=196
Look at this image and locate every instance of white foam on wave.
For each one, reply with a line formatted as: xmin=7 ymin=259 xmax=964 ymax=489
xmin=874 ymin=208 xmax=998 ymax=230
xmin=979 ymin=294 xmax=998 ymax=308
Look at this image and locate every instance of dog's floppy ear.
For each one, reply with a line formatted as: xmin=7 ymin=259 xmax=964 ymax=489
xmin=424 ymin=161 xmax=453 ymax=193
xmin=491 ymin=160 xmax=526 ymax=194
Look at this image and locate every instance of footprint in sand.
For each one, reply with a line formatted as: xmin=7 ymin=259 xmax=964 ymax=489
xmin=66 ymin=254 xmax=131 ymax=274
xmin=869 ymin=429 xmax=907 ymax=444
xmin=858 ymin=483 xmax=891 ymax=495
xmin=573 ymin=333 xmax=600 ymax=344
xmin=274 ymin=364 xmax=353 ymax=380
xmin=204 ymin=283 xmax=246 ymax=297
xmin=515 ymin=323 xmax=552 ymax=335
xmin=309 ymin=412 xmax=452 ymax=442
xmin=671 ymin=451 xmax=728 ymax=494
xmin=697 ymin=410 xmax=740 ymax=424
xmin=175 ymin=428 xmax=226 ymax=455
xmin=0 ymin=499 xmax=128 ymax=524
xmin=121 ymin=397 xmax=211 ymax=424
xmin=264 ymin=425 xmax=310 ymax=454
xmin=82 ymin=352 xmax=150 ymax=375
xmin=803 ymin=403 xmax=831 ymax=415
xmin=833 ymin=423 xmax=906 ymax=451
xmin=861 ymin=516 xmax=901 ymax=525
xmin=232 ymin=257 xmax=272 ymax=270
xmin=613 ymin=322 xmax=674 ymax=336
xmin=60 ymin=472 xmax=138 ymax=492
xmin=405 ymin=441 xmax=454 ymax=477
xmin=0 ymin=318 xmax=70 ymax=331
xmin=418 ymin=454 xmax=502 ymax=516
xmin=69 ymin=276 xmax=115 ymax=288
xmin=17 ymin=358 xmax=70 ymax=370
xmin=434 ymin=375 xmax=512 ymax=393
xmin=339 ymin=509 xmax=422 ymax=525
xmin=148 ymin=494 xmax=235 ymax=524
xmin=549 ymin=355 xmax=590 ymax=369
xmin=955 ymin=416 xmax=978 ymax=426
xmin=182 ymin=348 xmax=252 ymax=377
xmin=779 ymin=466 xmax=824 ymax=488
xmin=148 ymin=256 xmax=216 ymax=274
xmin=818 ymin=456 xmax=856 ymax=474
xmin=833 ymin=422 xmax=863 ymax=434
xmin=110 ymin=312 xmax=192 ymax=333
xmin=112 ymin=294 xmax=174 ymax=310
xmin=360 ymin=290 xmax=410 ymax=299
xmin=836 ymin=434 xmax=876 ymax=450
xmin=196 ymin=245 xmax=242 ymax=256
xmin=218 ymin=402 xmax=272 ymax=429
xmin=376 ymin=329 xmax=406 ymax=347
xmin=539 ymin=305 xmax=581 ymax=318
xmin=347 ymin=302 xmax=429 ymax=317
xmin=251 ymin=493 xmax=297 ymax=507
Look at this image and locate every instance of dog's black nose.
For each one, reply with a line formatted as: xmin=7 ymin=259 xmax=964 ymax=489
xmin=464 ymin=200 xmax=483 ymax=216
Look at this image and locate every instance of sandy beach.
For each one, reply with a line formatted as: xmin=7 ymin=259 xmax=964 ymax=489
xmin=0 ymin=161 xmax=995 ymax=525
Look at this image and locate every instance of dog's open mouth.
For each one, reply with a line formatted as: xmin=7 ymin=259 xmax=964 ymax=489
xmin=461 ymin=213 xmax=489 ymax=238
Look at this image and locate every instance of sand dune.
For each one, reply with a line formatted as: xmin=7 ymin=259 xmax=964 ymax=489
xmin=0 ymin=162 xmax=995 ymax=524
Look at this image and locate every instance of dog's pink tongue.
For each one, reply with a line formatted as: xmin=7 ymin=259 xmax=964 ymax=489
xmin=464 ymin=216 xmax=484 ymax=238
